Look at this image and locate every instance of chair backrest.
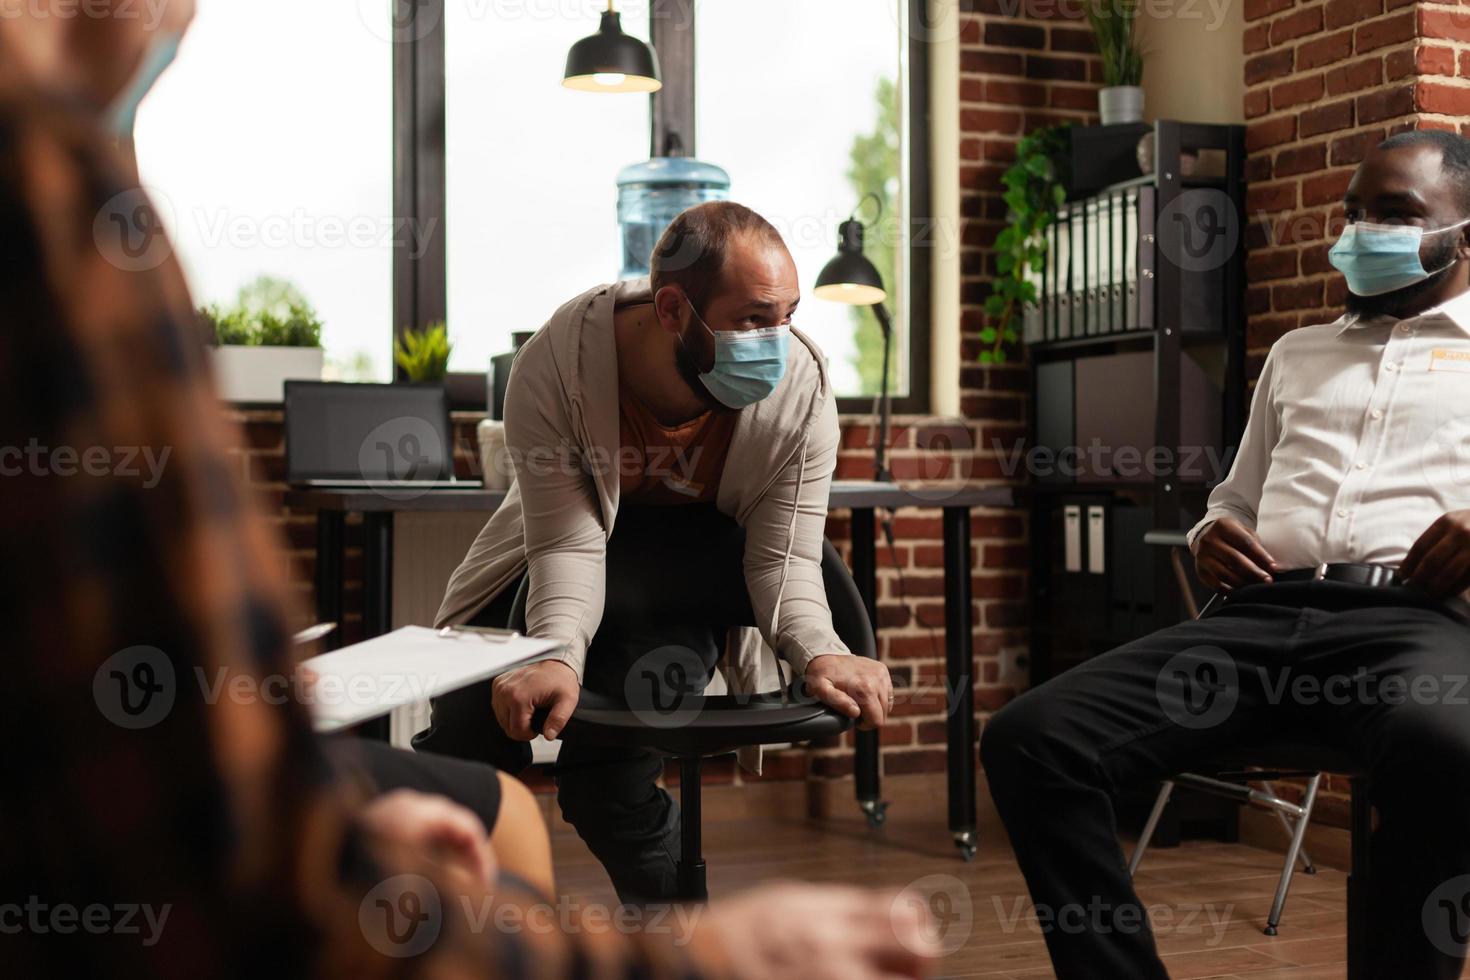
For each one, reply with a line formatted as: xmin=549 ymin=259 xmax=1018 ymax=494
xmin=508 ymin=503 xmax=876 ymax=659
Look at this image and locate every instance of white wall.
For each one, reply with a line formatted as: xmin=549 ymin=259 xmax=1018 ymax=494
xmin=1136 ymin=0 xmax=1245 ymax=124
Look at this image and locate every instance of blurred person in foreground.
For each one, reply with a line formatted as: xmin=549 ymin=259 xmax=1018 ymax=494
xmin=0 ymin=5 xmax=933 ymax=979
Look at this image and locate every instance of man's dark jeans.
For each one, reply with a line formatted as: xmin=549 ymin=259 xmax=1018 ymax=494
xmin=416 ymin=574 xmax=721 ymax=904
xmin=983 ymin=580 xmax=1470 ymax=979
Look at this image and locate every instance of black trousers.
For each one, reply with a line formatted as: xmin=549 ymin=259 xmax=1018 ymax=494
xmin=416 ymin=577 xmax=723 ymax=904
xmin=324 ymin=737 xmax=504 ymax=834
xmin=983 ymin=580 xmax=1470 ymax=980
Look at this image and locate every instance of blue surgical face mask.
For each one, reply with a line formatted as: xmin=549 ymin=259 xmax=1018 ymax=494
xmin=683 ymin=300 xmax=790 ymax=409
xmin=108 ymin=31 xmax=183 ymax=138
xmin=1328 ymin=217 xmax=1470 ymax=296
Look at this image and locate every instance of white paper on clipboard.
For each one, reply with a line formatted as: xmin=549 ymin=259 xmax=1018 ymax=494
xmin=303 ymin=626 xmax=562 ymax=732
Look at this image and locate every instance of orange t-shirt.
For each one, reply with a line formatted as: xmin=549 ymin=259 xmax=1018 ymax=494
xmin=617 ymin=385 xmax=737 ymax=504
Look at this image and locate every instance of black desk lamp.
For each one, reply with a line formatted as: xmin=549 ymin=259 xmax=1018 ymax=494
xmin=563 ymin=0 xmax=662 ymax=93
xmin=815 ymin=193 xmax=893 ymax=483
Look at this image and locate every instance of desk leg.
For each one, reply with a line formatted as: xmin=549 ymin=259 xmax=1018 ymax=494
xmin=943 ymin=506 xmax=977 ymax=860
xmin=848 ymin=507 xmax=887 ymax=828
xmin=357 ymin=512 xmax=394 ymax=743
xmin=314 ymin=510 xmax=345 ymax=652
xmin=363 ymin=512 xmax=394 ymax=639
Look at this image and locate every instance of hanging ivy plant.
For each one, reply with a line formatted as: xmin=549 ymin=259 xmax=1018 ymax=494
xmin=981 ymin=123 xmax=1072 ymax=364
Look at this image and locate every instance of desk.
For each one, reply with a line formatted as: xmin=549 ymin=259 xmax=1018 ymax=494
xmin=286 ymin=480 xmax=1015 ymax=859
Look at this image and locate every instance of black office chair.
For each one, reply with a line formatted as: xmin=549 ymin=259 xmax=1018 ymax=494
xmin=514 ymin=504 xmax=876 ymax=902
xmin=1133 ymin=530 xmax=1373 ymax=978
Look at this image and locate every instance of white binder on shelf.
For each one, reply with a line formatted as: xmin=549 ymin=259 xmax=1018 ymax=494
xmin=1063 ymin=504 xmax=1082 ymax=573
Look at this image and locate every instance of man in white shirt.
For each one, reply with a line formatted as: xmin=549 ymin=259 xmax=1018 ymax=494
xmin=984 ymin=129 xmax=1470 ymax=979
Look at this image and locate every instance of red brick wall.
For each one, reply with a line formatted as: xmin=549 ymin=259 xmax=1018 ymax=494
xmin=1243 ymin=0 xmax=1470 ymax=377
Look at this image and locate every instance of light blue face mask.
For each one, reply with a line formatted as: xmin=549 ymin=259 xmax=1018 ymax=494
xmin=108 ymin=31 xmax=183 ymax=138
xmin=1328 ymin=217 xmax=1470 ymax=296
xmin=684 ymin=301 xmax=790 ymax=409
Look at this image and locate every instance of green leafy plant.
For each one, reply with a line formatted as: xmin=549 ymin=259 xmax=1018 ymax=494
xmin=201 ymin=300 xmax=323 ymax=348
xmin=1086 ymin=0 xmax=1143 ymax=88
xmin=981 ymin=123 xmax=1072 ymax=364
xmin=394 ymin=321 xmax=453 ymax=382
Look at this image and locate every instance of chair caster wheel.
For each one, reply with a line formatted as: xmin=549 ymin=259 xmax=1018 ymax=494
xmin=954 ymin=830 xmax=977 ymax=862
xmin=1263 ymin=925 xmax=1278 ymax=937
xmin=859 ymin=800 xmax=889 ymax=829
xmin=1303 ymin=865 xmax=1317 ymax=875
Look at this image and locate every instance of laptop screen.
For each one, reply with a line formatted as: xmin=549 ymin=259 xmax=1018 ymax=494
xmin=284 ymin=381 xmax=454 ymax=484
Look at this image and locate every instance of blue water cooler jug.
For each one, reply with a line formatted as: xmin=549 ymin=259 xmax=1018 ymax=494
xmin=616 ymin=157 xmax=731 ymax=279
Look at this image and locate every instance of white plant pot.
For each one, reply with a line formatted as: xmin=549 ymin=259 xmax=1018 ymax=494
xmin=1099 ymin=85 xmax=1144 ymax=126
xmin=211 ymin=345 xmax=324 ymax=403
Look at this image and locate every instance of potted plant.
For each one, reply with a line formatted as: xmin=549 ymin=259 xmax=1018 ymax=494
xmin=204 ymin=295 xmax=325 ymax=403
xmin=394 ymin=321 xmax=453 ymax=382
xmin=1087 ymin=0 xmax=1144 ymax=125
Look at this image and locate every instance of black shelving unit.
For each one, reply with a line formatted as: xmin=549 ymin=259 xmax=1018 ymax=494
xmin=1025 ymin=120 xmax=1248 ymax=684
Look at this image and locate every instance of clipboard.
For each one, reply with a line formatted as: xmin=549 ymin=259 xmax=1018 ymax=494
xmin=302 ymin=625 xmax=563 ymax=732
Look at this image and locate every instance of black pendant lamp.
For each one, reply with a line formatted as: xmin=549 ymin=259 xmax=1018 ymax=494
xmin=563 ymin=1 xmax=662 ymax=94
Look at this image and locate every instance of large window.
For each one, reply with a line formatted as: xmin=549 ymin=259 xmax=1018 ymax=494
xmin=136 ymin=0 xmax=393 ymax=381
xmin=697 ymin=0 xmax=907 ymax=400
xmin=139 ymin=0 xmax=928 ymax=407
xmin=444 ymin=1 xmax=651 ymax=372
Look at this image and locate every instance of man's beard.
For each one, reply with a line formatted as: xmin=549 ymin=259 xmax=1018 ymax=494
xmin=674 ymin=333 xmax=720 ymax=409
xmin=1344 ymin=238 xmax=1459 ymax=319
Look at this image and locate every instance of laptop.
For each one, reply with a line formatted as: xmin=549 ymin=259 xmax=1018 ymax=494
xmin=284 ymin=380 xmax=463 ymax=488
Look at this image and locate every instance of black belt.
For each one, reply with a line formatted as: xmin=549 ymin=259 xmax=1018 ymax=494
xmin=1271 ymin=563 xmax=1402 ymax=588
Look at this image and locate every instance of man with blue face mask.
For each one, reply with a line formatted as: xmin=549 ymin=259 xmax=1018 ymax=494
xmin=984 ymin=129 xmax=1470 ymax=980
xmin=428 ymin=202 xmax=893 ymax=902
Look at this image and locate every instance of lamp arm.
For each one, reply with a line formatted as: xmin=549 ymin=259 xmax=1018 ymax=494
xmin=872 ymin=302 xmax=893 ymax=483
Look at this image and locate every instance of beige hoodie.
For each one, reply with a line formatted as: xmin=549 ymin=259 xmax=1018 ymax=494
xmin=435 ymin=278 xmax=851 ymax=753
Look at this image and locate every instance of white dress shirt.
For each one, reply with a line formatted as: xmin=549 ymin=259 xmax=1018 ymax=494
xmin=1188 ymin=288 xmax=1470 ymax=574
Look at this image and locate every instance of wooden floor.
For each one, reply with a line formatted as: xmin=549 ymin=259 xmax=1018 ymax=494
xmin=549 ymin=804 xmax=1355 ymax=979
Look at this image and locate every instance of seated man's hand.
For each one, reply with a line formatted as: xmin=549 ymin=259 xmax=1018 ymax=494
xmin=1192 ymin=517 xmax=1277 ymax=591
xmin=702 ymin=882 xmax=936 ymax=980
xmin=1402 ymin=510 xmax=1470 ymax=598
xmin=492 ymin=660 xmax=580 ymax=741
xmin=804 ymin=654 xmax=892 ymax=731
xmin=359 ymin=789 xmax=497 ymax=888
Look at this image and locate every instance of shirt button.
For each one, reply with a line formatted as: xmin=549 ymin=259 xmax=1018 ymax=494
xmin=1371 ymin=409 xmax=1384 ymax=420
xmin=1398 ymin=323 xmax=1412 ymax=333
xmin=1355 ymin=461 xmax=1367 ymax=470
xmin=1337 ymin=508 xmax=1350 ymax=518
xmin=1385 ymin=363 xmax=1398 ymax=372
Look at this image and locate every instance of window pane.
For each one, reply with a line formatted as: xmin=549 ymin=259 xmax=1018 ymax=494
xmin=698 ymin=0 xmax=905 ymax=399
xmin=446 ymin=1 xmax=651 ymax=372
xmin=135 ymin=0 xmax=393 ymax=382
